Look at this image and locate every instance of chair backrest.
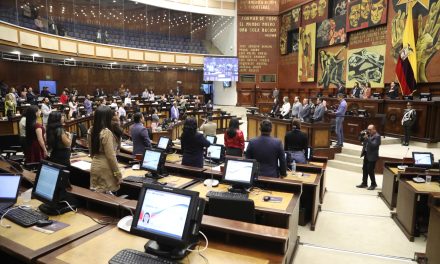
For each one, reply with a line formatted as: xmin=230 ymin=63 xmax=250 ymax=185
xmin=208 ymin=196 xmax=255 ymax=223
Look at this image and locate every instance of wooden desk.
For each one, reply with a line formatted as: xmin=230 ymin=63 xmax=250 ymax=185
xmin=425 ymin=195 xmax=440 ymax=264
xmin=379 ymin=164 xmax=405 ymax=209
xmin=247 ymin=114 xmax=291 ymax=145
xmin=0 ymin=116 xmax=20 ymax=136
xmin=391 ymin=174 xmax=440 ymax=241
xmin=300 ymin=122 xmax=331 ymax=148
xmin=0 ymin=199 xmax=104 ymax=263
xmin=37 ymin=225 xmax=275 ymax=264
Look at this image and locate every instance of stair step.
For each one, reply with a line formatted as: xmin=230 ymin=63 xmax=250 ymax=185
xmin=341 ymin=147 xmax=362 ymax=156
xmin=327 ymin=159 xmax=363 ymax=173
xmin=334 ymin=153 xmax=363 ymax=163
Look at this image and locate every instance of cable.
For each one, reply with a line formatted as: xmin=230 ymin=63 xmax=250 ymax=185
xmin=0 ymin=205 xmax=35 ymax=229
xmin=60 ymin=200 xmax=78 ymax=213
xmin=80 ymin=210 xmax=115 ymax=225
xmin=187 ymin=230 xmax=208 ymax=253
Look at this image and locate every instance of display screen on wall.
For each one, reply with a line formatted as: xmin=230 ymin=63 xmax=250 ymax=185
xmin=203 ymin=57 xmax=239 ymax=82
xmin=39 ymin=80 xmax=57 ymax=94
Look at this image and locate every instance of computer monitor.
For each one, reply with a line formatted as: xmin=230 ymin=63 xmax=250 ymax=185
xmin=0 ymin=174 xmax=21 ymax=208
xmin=305 ymin=147 xmax=313 ymax=161
xmin=205 ymin=144 xmax=225 ymax=163
xmin=157 ymin=136 xmax=171 ymax=151
xmin=130 ymin=183 xmax=205 ymax=260
xmin=206 ymin=135 xmax=217 ymax=144
xmin=420 ymin=93 xmax=432 ymax=101
xmin=223 ymin=158 xmax=258 ymax=193
xmin=244 ymin=141 xmax=249 ymax=153
xmin=412 ymin=152 xmax=434 ymax=168
xmin=32 ymin=160 xmax=74 ymax=215
xmin=141 ymin=148 xmax=167 ymax=178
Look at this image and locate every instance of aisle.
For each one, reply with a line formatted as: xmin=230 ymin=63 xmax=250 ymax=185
xmin=293 ymin=166 xmax=426 ymax=264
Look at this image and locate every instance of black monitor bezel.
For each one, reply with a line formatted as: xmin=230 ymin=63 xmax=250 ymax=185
xmin=32 ymin=160 xmax=66 ymax=206
xmin=0 ymin=174 xmax=22 ymax=203
xmin=206 ymin=135 xmax=217 ymax=144
xmin=205 ymin=144 xmax=225 ymax=162
xmin=222 ymin=158 xmax=257 ymax=187
xmin=130 ymin=183 xmax=200 ymax=248
xmin=141 ymin=148 xmax=166 ymax=174
xmin=412 ymin=152 xmax=434 ymax=168
xmin=157 ymin=136 xmax=171 ymax=151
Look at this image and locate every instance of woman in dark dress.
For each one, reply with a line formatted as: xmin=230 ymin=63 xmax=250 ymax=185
xmin=181 ymin=118 xmax=211 ymax=168
xmin=24 ymin=105 xmax=47 ymax=163
xmin=46 ymin=112 xmax=72 ymax=166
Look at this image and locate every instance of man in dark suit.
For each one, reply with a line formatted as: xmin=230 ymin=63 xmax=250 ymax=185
xmin=312 ymin=98 xmax=326 ymax=122
xmin=246 ymin=119 xmax=287 ymax=177
xmin=299 ymin=98 xmax=312 ymax=122
xmin=130 ymin=113 xmax=151 ymax=155
xmin=357 ymin=124 xmax=381 ymax=190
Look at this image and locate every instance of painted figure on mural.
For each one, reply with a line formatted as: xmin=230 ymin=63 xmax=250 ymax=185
xmin=311 ymin=2 xmax=319 ymax=19
xmin=303 ymin=5 xmax=311 ymax=20
xmin=349 ymin=4 xmax=361 ymax=27
xmin=318 ymin=0 xmax=327 ymax=17
xmin=347 ymin=47 xmax=385 ymax=86
xmin=370 ymin=0 xmax=386 ymax=24
xmin=319 ymin=47 xmax=346 ymax=89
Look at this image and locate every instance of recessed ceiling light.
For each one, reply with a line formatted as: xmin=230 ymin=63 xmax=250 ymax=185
xmin=31 ymin=53 xmax=40 ymax=57
xmin=11 ymin=51 xmax=21 ymax=55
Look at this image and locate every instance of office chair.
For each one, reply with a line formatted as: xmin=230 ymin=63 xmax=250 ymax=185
xmin=208 ymin=196 xmax=255 ymax=223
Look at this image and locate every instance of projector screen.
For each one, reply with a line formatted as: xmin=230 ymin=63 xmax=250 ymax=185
xmin=39 ymin=80 xmax=57 ymax=94
xmin=203 ymin=57 xmax=238 ymax=82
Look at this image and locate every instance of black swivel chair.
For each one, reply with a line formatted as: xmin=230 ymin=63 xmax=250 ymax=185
xmin=208 ymin=196 xmax=255 ymax=223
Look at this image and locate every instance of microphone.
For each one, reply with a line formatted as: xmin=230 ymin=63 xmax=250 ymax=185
xmin=398 ymin=147 xmax=410 ymax=170
xmin=203 ymin=150 xmax=219 ymax=187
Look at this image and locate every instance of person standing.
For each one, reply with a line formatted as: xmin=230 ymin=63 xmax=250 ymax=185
xmin=24 ymin=105 xmax=47 ymax=163
xmin=46 ymin=112 xmax=72 ymax=166
xmin=4 ymin=93 xmax=16 ymax=117
xmin=335 ymin=93 xmax=347 ymax=147
xmin=246 ymin=119 xmax=287 ymax=177
xmin=170 ymin=101 xmax=179 ymax=121
xmin=142 ymin=88 xmax=149 ymax=99
xmin=284 ymin=119 xmax=308 ymax=164
xmin=401 ymin=102 xmax=416 ymax=146
xmin=224 ymin=118 xmax=245 ymax=157
xmin=362 ymin=82 xmax=372 ymax=99
xmin=291 ymin=96 xmax=302 ymax=118
xmin=199 ymin=115 xmax=217 ymax=136
xmin=60 ymin=91 xmax=69 ymax=104
xmin=181 ymin=118 xmax=211 ymax=168
xmin=270 ymin=98 xmax=280 ymax=117
xmin=357 ymin=124 xmax=381 ymax=190
xmin=41 ymin=97 xmax=52 ymax=128
xmin=84 ymin=95 xmax=93 ymax=116
xmin=88 ymin=106 xmax=122 ymax=193
xmin=351 ymin=82 xmax=361 ymax=98
xmin=299 ymin=98 xmax=312 ymax=122
xmin=280 ymin=96 xmax=291 ymax=119
xmin=336 ymin=81 xmax=345 ymax=95
xmin=312 ymin=98 xmax=326 ymax=122
xmin=68 ymin=96 xmax=78 ymax=119
xmin=130 ymin=113 xmax=151 ymax=156
xmin=272 ymin=87 xmax=279 ymax=100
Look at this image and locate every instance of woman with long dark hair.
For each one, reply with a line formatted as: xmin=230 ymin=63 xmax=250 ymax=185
xmin=46 ymin=112 xmax=71 ymax=166
xmin=224 ymin=118 xmax=245 ymax=156
xmin=88 ymin=106 xmax=122 ymax=193
xmin=181 ymin=118 xmax=211 ymax=168
xmin=25 ymin=105 xmax=47 ymax=163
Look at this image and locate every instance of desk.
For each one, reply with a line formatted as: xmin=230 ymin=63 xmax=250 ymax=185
xmin=0 ymin=199 xmax=104 ymax=263
xmin=391 ymin=175 xmax=440 ymax=241
xmin=300 ymin=122 xmax=331 ymax=148
xmin=425 ymin=195 xmax=440 ymax=264
xmin=0 ymin=116 xmax=20 ymax=136
xmin=247 ymin=114 xmax=291 ymax=145
xmin=37 ymin=226 xmax=274 ymax=264
xmin=379 ymin=165 xmax=405 ymax=209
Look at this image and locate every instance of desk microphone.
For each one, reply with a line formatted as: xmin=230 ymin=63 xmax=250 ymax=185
xmin=398 ymin=147 xmax=410 ymax=170
xmin=203 ymin=151 xmax=219 ymax=187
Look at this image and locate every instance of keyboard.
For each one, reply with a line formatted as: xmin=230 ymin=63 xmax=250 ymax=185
xmin=123 ymin=176 xmax=157 ymax=184
xmin=0 ymin=207 xmax=48 ymax=227
xmin=207 ymin=191 xmax=248 ymax=200
xmin=109 ymin=249 xmax=177 ymax=264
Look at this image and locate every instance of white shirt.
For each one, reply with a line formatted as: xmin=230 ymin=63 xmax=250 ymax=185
xmin=149 ymin=93 xmax=155 ymax=101
xmin=142 ymin=91 xmax=149 ymax=98
xmin=280 ymin=102 xmax=291 ymax=117
xmin=118 ymin=106 xmax=126 ymax=117
xmin=19 ymin=117 xmax=26 ymax=137
xmin=41 ymin=103 xmax=52 ymax=125
xmin=110 ymin=102 xmax=117 ymax=108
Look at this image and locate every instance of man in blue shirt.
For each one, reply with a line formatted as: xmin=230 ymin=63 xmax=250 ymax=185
xmin=335 ymin=93 xmax=347 ymax=147
xmin=170 ymin=101 xmax=179 ymax=121
xmin=130 ymin=113 xmax=151 ymax=155
xmin=83 ymin=95 xmax=93 ymax=116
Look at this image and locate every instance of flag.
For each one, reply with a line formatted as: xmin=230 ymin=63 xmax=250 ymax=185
xmin=395 ymin=2 xmax=417 ymax=96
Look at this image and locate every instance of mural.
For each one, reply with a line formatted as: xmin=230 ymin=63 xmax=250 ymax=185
xmin=346 ymin=0 xmax=387 ymax=32
xmin=332 ymin=0 xmax=347 ymax=17
xmin=318 ymin=45 xmax=347 ymax=89
xmin=302 ymin=0 xmax=329 ymax=25
xmin=391 ymin=0 xmax=440 ymax=82
xmin=298 ymin=23 xmax=317 ymax=82
xmin=346 ymin=44 xmax=386 ymax=88
xmin=316 ymin=15 xmax=347 ymax=48
xmin=280 ymin=7 xmax=301 ymax=55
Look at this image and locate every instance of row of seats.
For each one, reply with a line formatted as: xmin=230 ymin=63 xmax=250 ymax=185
xmin=0 ymin=9 xmax=208 ymax=54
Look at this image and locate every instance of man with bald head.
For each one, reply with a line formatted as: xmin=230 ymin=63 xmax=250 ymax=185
xmin=357 ymin=124 xmax=381 ymax=190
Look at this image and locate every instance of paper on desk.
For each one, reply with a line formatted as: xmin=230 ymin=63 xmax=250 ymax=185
xmin=31 ymin=221 xmax=70 ymax=234
xmin=71 ymin=160 xmax=92 ymax=171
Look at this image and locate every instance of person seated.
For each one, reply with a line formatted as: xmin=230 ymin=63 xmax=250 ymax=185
xmin=270 ymin=98 xmax=280 ymax=117
xmin=83 ymin=95 xmax=93 ymax=116
xmin=362 ymin=82 xmax=372 ymax=99
xmin=117 ymin=103 xmax=126 ymax=122
xmin=205 ymin=100 xmax=213 ymax=110
xmin=387 ymin=81 xmax=399 ymax=99
xmin=224 ymin=118 xmax=245 ymax=157
xmin=284 ymin=119 xmax=308 ymax=164
xmin=88 ymin=106 xmax=122 ymax=193
xmin=151 ymin=114 xmax=161 ymax=132
xmin=312 ymin=98 xmax=326 ymax=122
xmin=26 ymin=87 xmax=36 ymax=104
xmin=299 ymin=98 xmax=312 ymax=122
xmin=246 ymin=119 xmax=286 ymax=177
xmin=130 ymin=113 xmax=151 ymax=156
xmin=40 ymin=86 xmax=51 ymax=98
xmin=336 ymin=81 xmax=345 ymax=95
xmin=280 ymin=96 xmax=291 ymax=119
xmin=149 ymin=90 xmax=155 ymax=101
xmin=351 ymin=82 xmax=361 ymax=98
xmin=181 ymin=118 xmax=211 ymax=168
xmin=141 ymin=88 xmax=149 ymax=99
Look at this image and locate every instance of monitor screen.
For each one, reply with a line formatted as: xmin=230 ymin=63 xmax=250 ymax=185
xmin=206 ymin=145 xmax=222 ymax=160
xmin=412 ymin=152 xmax=433 ymax=167
xmin=157 ymin=137 xmax=170 ymax=150
xmin=135 ymin=188 xmax=191 ymax=240
xmin=223 ymin=81 xmax=232 ymax=88
xmin=39 ymin=80 xmax=57 ymax=94
xmin=244 ymin=141 xmax=249 ymax=152
xmin=224 ymin=159 xmax=254 ymax=185
xmin=206 ymin=135 xmax=216 ymax=144
xmin=0 ymin=175 xmax=21 ymax=200
xmin=141 ymin=149 xmax=162 ymax=172
xmin=203 ymin=57 xmax=238 ymax=82
xmin=34 ymin=164 xmax=60 ymax=202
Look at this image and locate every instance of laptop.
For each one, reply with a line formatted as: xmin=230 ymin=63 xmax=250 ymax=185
xmin=0 ymin=174 xmax=21 ymax=211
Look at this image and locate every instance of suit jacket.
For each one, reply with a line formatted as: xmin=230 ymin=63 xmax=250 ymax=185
xmin=300 ymin=104 xmax=312 ymax=122
xmin=170 ymin=106 xmax=179 ymax=120
xmin=361 ymin=133 xmax=381 ymax=162
xmin=352 ymin=87 xmax=361 ymax=98
xmin=246 ymin=135 xmax=286 ymax=178
xmin=181 ymin=133 xmax=211 ymax=168
xmin=312 ymin=104 xmax=325 ymax=121
xmin=291 ymin=102 xmax=302 ymax=118
xmin=130 ymin=123 xmax=151 ymax=155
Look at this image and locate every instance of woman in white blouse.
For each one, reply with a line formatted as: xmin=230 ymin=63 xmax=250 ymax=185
xmin=68 ymin=96 xmax=78 ymax=119
xmin=280 ymin=96 xmax=291 ymax=118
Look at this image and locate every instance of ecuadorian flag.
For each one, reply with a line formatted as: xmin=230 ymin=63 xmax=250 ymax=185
xmin=395 ymin=2 xmax=417 ymax=96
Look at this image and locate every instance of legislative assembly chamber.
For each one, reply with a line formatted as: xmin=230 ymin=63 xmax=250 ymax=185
xmin=0 ymin=0 xmax=439 ymax=263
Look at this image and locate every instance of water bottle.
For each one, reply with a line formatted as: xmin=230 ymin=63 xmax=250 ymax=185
xmin=291 ymin=160 xmax=296 ymax=173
